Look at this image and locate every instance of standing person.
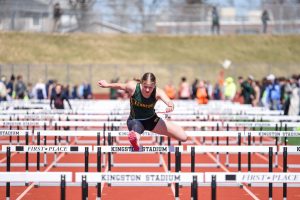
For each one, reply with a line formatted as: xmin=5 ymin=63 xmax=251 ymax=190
xmin=266 ymin=74 xmax=281 ymax=110
xmin=239 ymin=76 xmax=254 ymax=105
xmin=261 ymin=9 xmax=270 ymax=34
xmin=191 ymin=79 xmax=199 ymax=99
xmin=33 ymin=79 xmax=47 ymax=100
xmin=98 ymin=72 xmax=188 ymax=151
xmin=288 ymin=75 xmax=299 ymax=116
xmin=50 ymin=84 xmax=72 ymax=109
xmin=211 ymin=6 xmax=220 ymax=35
xmin=6 ymin=75 xmax=15 ymax=100
xmin=15 ymin=75 xmax=27 ymax=99
xmin=178 ymin=77 xmax=190 ymax=100
xmin=164 ymin=81 xmax=176 ymax=100
xmin=252 ymin=80 xmax=261 ymax=107
xmin=212 ymin=83 xmax=222 ymax=100
xmin=196 ymin=81 xmax=208 ymax=104
xmin=0 ymin=76 xmax=7 ymax=101
xmin=224 ymin=77 xmax=236 ymax=101
xmin=53 ymin=2 xmax=62 ymax=32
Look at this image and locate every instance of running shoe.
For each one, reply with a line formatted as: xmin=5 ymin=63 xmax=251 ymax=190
xmin=128 ymin=130 xmax=139 ymax=151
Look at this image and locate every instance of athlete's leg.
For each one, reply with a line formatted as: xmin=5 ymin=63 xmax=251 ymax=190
xmin=152 ymin=119 xmax=187 ymax=142
xmin=127 ymin=119 xmax=144 ymax=151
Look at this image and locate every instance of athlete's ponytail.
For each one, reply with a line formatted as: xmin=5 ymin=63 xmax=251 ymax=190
xmin=133 ymin=73 xmax=156 ymax=84
xmin=141 ymin=72 xmax=156 ymax=84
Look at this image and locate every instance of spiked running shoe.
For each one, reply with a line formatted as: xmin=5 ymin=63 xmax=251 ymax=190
xmin=128 ymin=131 xmax=139 ymax=151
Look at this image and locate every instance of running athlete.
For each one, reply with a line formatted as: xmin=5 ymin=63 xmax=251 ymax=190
xmin=98 ymin=72 xmax=187 ymax=151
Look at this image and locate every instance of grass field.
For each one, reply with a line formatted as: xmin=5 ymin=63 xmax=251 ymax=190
xmin=0 ymin=32 xmax=300 ymax=90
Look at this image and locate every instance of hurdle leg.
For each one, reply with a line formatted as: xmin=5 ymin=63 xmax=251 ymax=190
xmin=211 ymin=175 xmax=216 ymax=200
xmin=191 ymin=176 xmax=198 ymax=200
xmin=54 ymin=136 xmax=58 ymax=167
xmin=283 ymin=147 xmax=287 ymax=200
xmin=60 ymin=175 xmax=66 ymax=200
xmin=81 ymin=176 xmax=88 ymax=200
xmin=6 ymin=147 xmax=11 ymax=200
xmin=44 ymin=136 xmax=48 ymax=167
xmin=175 ymin=147 xmax=180 ymax=200
xmin=97 ymin=147 xmax=102 ymax=200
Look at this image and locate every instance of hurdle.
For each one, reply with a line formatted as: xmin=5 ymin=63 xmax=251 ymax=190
xmin=187 ymin=145 xmax=277 ymax=170
xmin=1 ymin=144 xmax=181 ymax=170
xmin=0 ymin=130 xmax=31 ymax=145
xmin=224 ymin=121 xmax=300 ymax=146
xmin=279 ymin=146 xmax=300 ymax=169
xmin=94 ymin=145 xmax=183 ymax=170
xmin=205 ymin=172 xmax=300 ymax=200
xmin=75 ymin=172 xmax=203 ymax=200
xmin=52 ymin=120 xmax=223 ymax=128
xmin=1 ymin=145 xmax=92 ymax=170
xmin=0 ymin=121 xmax=48 ymax=145
xmin=0 ymin=172 xmax=72 ymax=200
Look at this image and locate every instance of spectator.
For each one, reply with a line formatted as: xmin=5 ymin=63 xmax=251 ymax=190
xmin=196 ymin=81 xmax=208 ymax=104
xmin=288 ymin=75 xmax=299 ymax=116
xmin=33 ymin=79 xmax=47 ymax=100
xmin=65 ymin=84 xmax=71 ymax=99
xmin=191 ymin=79 xmax=199 ymax=99
xmin=265 ymin=74 xmax=281 ymax=110
xmin=206 ymin=81 xmax=213 ymax=100
xmin=261 ymin=9 xmax=270 ymax=34
xmin=15 ymin=75 xmax=27 ymax=99
xmin=53 ymin=2 xmax=62 ymax=32
xmin=48 ymin=80 xmax=57 ymax=99
xmin=25 ymin=83 xmax=34 ymax=100
xmin=178 ymin=77 xmax=190 ymax=100
xmin=82 ymin=81 xmax=92 ymax=99
xmin=164 ymin=81 xmax=176 ymax=100
xmin=224 ymin=77 xmax=236 ymax=101
xmin=6 ymin=75 xmax=15 ymax=100
xmin=211 ymin=6 xmax=220 ymax=35
xmin=212 ymin=83 xmax=222 ymax=100
xmin=72 ymin=85 xmax=79 ymax=99
xmin=239 ymin=76 xmax=254 ymax=104
xmin=0 ymin=76 xmax=7 ymax=101
xmin=252 ymin=80 xmax=261 ymax=107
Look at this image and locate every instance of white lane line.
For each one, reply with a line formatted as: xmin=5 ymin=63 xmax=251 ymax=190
xmin=16 ymin=137 xmax=81 ymax=200
xmin=192 ymin=137 xmax=260 ymax=200
xmin=0 ymin=152 xmax=17 ymax=163
xmin=160 ymin=153 xmax=176 ymax=197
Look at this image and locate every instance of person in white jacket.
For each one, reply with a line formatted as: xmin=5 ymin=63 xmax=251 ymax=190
xmin=33 ymin=79 xmax=47 ymax=100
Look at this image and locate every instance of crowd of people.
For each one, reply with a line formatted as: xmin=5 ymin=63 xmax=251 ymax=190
xmin=1 ymin=73 xmax=300 ymax=115
xmin=109 ymin=74 xmax=300 ymax=116
xmin=0 ymin=75 xmax=93 ymax=103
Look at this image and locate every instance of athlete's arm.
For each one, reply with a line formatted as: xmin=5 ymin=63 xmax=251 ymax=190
xmin=98 ymin=80 xmax=136 ymax=96
xmin=156 ymin=88 xmax=174 ymax=113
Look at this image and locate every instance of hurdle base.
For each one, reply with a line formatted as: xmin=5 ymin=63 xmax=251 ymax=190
xmin=227 ymin=163 xmax=277 ymax=168
xmin=250 ymin=183 xmax=300 ymax=187
xmin=110 ymin=183 xmax=169 ymax=187
xmin=286 ymin=164 xmax=300 ymax=169
xmin=54 ymin=163 xmax=106 ymax=168
xmin=111 ymin=163 xmax=162 ymax=168
xmin=0 ymin=163 xmax=46 ymax=167
xmin=172 ymin=163 xmax=220 ymax=168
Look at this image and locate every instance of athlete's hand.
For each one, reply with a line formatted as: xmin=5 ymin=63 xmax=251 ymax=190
xmin=166 ymin=101 xmax=174 ymax=113
xmin=98 ymin=80 xmax=109 ymax=88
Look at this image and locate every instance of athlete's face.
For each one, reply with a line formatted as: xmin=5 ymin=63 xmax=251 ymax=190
xmin=141 ymin=81 xmax=155 ymax=97
xmin=55 ymin=85 xmax=62 ymax=94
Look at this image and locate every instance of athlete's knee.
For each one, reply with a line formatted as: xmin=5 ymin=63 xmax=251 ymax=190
xmin=131 ymin=120 xmax=144 ymax=134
